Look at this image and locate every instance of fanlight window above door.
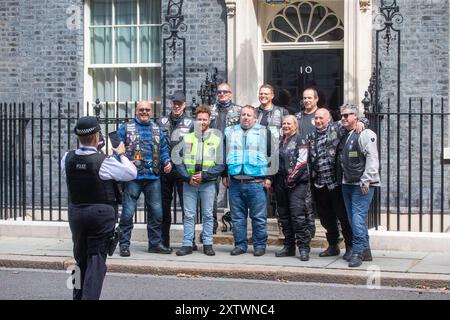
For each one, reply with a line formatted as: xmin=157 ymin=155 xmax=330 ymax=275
xmin=265 ymin=1 xmax=344 ymax=43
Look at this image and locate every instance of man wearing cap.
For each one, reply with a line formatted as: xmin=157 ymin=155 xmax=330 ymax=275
xmin=158 ymin=90 xmax=195 ymax=250
xmin=117 ymin=101 xmax=172 ymax=257
xmin=61 ymin=116 xmax=137 ymax=300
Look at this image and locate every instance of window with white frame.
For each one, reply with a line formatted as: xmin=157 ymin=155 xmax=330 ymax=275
xmin=86 ymin=0 xmax=161 ymax=117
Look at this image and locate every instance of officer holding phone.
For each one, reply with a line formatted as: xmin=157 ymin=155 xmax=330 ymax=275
xmin=61 ymin=116 xmax=137 ymax=300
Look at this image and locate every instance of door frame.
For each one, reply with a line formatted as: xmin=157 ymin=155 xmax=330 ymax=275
xmin=225 ymin=0 xmax=372 ymax=108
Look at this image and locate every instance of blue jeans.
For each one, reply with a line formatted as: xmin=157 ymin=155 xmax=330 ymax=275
xmin=341 ymin=184 xmax=375 ymax=254
xmin=229 ymin=180 xmax=268 ymax=251
xmin=182 ymin=181 xmax=216 ymax=246
xmin=119 ymin=179 xmax=163 ymax=248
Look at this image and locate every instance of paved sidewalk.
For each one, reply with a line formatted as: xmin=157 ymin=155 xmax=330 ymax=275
xmin=0 ymin=236 xmax=449 ymax=289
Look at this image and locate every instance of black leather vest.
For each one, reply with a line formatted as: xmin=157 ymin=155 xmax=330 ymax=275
xmin=339 ymin=132 xmax=366 ymax=183
xmin=159 ymin=113 xmax=194 ymax=149
xmin=65 ymin=151 xmax=116 ymax=205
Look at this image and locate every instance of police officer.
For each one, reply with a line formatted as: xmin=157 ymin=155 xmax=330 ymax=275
xmin=209 ymin=82 xmax=242 ymax=233
xmin=61 ymin=116 xmax=137 ymax=300
xmin=159 ymin=91 xmax=195 ymax=250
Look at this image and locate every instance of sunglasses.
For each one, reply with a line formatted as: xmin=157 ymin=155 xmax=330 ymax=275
xmin=217 ymin=90 xmax=231 ymax=95
xmin=138 ymin=108 xmax=151 ymax=113
xmin=341 ymin=113 xmax=354 ymax=119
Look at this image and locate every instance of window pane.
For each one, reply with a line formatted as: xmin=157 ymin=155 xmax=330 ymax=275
xmin=140 ymin=26 xmax=160 ymax=63
xmin=140 ymin=0 xmax=161 ymax=24
xmin=115 ymin=27 xmax=137 ymax=63
xmin=91 ymin=0 xmax=112 ymax=25
xmin=118 ymin=68 xmax=139 ymax=102
xmin=92 ymin=69 xmax=115 ymax=102
xmin=115 ymin=0 xmax=137 ymax=25
xmin=90 ymin=28 xmax=112 ymax=64
xmin=142 ymin=68 xmax=161 ymax=102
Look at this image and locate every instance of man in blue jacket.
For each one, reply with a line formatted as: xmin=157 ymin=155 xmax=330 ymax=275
xmin=117 ymin=101 xmax=172 ymax=257
xmin=223 ymin=105 xmax=274 ymax=257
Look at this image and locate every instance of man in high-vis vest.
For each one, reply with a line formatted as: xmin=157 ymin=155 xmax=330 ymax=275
xmin=175 ymin=105 xmax=225 ymax=256
xmin=117 ymin=101 xmax=172 ymax=257
xmin=223 ymin=105 xmax=275 ymax=257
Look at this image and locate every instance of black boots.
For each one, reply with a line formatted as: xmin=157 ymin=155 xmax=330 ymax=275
xmin=119 ymin=246 xmax=130 ymax=257
xmin=348 ymin=253 xmax=363 ymax=267
xmin=176 ymin=246 xmax=193 ymax=256
xmin=343 ymin=246 xmax=352 ymax=261
xmin=203 ymin=245 xmax=215 ymax=256
xmin=275 ymin=246 xmax=296 ymax=257
xmin=318 ymin=244 xmax=340 ymax=257
xmin=299 ymin=249 xmax=310 ymax=261
xmin=362 ymin=248 xmax=373 ymax=261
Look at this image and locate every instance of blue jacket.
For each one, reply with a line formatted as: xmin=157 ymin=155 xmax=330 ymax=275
xmin=224 ymin=123 xmax=269 ymax=177
xmin=118 ymin=118 xmax=170 ymax=180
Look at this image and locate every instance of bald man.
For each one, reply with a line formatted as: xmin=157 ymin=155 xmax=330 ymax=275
xmin=307 ymin=108 xmax=353 ymax=261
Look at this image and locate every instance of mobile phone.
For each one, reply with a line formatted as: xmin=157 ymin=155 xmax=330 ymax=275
xmin=108 ymin=131 xmax=121 ymax=148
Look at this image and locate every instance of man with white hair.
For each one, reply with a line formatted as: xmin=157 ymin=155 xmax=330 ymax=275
xmin=338 ymin=104 xmax=380 ymax=268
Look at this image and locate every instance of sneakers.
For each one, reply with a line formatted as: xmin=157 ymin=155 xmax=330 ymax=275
xmin=230 ymin=247 xmax=246 ymax=256
xmin=119 ymin=246 xmax=130 ymax=257
xmin=176 ymin=246 xmax=193 ymax=256
xmin=319 ymin=244 xmax=341 ymax=257
xmin=203 ymin=245 xmax=215 ymax=256
xmin=275 ymin=246 xmax=295 ymax=257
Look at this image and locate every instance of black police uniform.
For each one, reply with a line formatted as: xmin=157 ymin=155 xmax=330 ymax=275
xmin=63 ymin=116 xmax=136 ymax=300
xmin=66 ymin=150 xmax=116 ymax=300
xmin=158 ymin=111 xmax=194 ymax=247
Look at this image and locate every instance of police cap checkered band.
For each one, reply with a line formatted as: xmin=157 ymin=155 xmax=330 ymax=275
xmin=74 ymin=116 xmax=101 ymax=136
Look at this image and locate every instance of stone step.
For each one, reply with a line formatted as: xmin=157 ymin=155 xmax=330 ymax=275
xmin=213 ymin=219 xmax=332 ymax=248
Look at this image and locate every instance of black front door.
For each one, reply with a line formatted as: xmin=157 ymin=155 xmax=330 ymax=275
xmin=264 ymin=49 xmax=344 ymax=117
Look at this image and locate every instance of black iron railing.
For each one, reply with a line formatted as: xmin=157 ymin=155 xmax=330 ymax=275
xmin=365 ymin=97 xmax=450 ymax=233
xmin=0 ymin=101 xmax=187 ymax=225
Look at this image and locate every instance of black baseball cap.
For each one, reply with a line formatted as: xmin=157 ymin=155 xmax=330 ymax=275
xmin=74 ymin=116 xmax=101 ymax=136
xmin=171 ymin=90 xmax=186 ymax=102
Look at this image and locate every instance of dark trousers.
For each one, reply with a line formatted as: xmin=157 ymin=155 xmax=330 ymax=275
xmin=274 ymin=182 xmax=316 ymax=251
xmin=68 ymin=203 xmax=115 ymax=300
xmin=161 ymin=171 xmax=184 ymax=247
xmin=312 ymin=185 xmax=353 ymax=247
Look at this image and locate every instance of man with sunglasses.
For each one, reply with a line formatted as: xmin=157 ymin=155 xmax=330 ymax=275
xmin=209 ymin=83 xmax=242 ymax=234
xmin=159 ymin=91 xmax=195 ymax=251
xmin=337 ymin=104 xmax=380 ymax=268
xmin=117 ymin=101 xmax=172 ymax=257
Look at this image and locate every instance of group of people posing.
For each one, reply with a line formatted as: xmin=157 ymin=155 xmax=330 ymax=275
xmin=63 ymin=83 xmax=380 ymax=300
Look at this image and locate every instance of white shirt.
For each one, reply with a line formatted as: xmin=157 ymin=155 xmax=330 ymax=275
xmin=61 ymin=145 xmax=137 ymax=181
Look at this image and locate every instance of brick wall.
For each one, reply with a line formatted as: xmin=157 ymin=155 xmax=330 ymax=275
xmin=161 ymin=0 xmax=227 ymax=112
xmin=0 ymin=0 xmax=84 ymax=103
xmin=372 ymin=0 xmax=450 ymax=216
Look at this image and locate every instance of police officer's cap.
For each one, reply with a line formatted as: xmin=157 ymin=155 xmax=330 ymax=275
xmin=171 ymin=90 xmax=186 ymax=102
xmin=74 ymin=116 xmax=101 ymax=136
